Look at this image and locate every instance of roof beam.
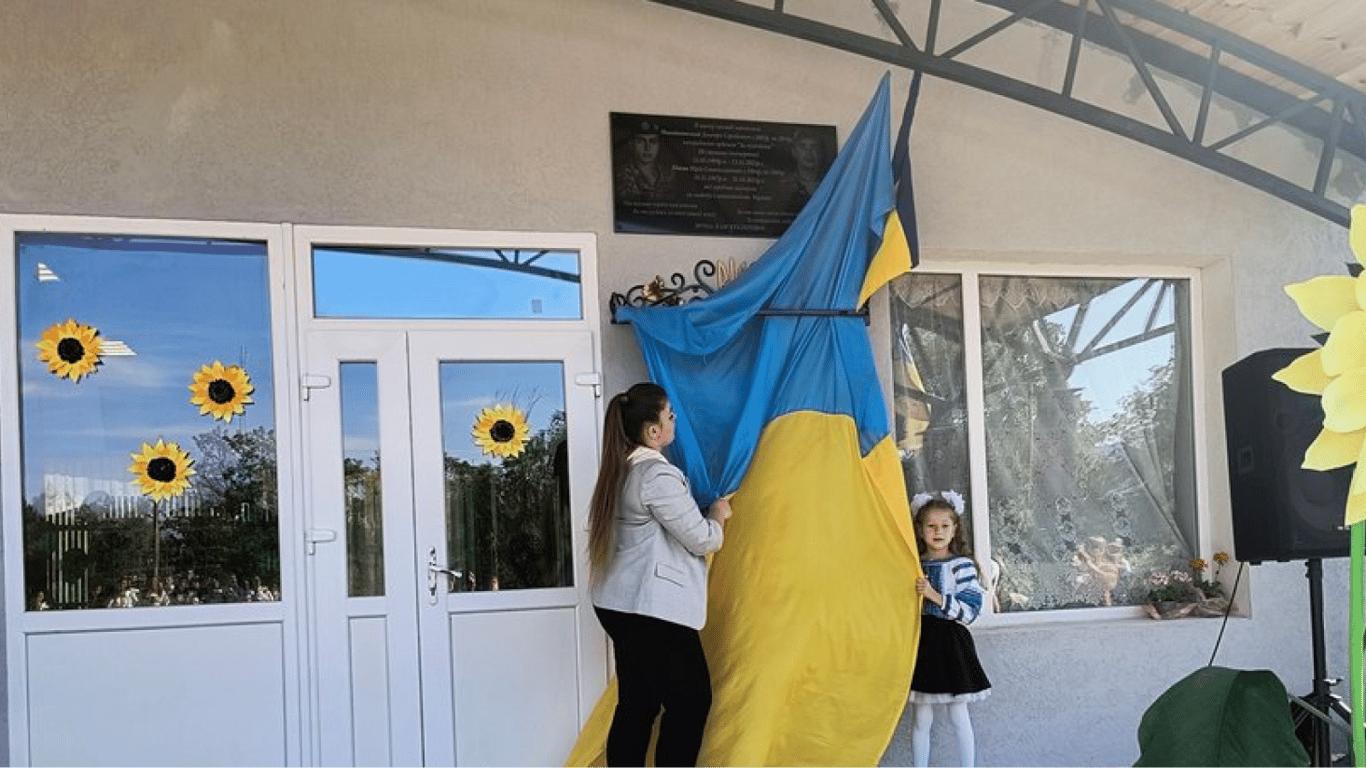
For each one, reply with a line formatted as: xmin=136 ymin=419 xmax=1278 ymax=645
xmin=649 ymin=0 xmax=1366 ymax=227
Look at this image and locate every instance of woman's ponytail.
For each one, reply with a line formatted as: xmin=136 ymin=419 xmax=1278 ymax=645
xmin=587 ymin=383 xmax=668 ymax=575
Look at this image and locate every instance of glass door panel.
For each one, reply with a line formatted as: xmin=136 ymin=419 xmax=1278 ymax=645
xmin=308 ymin=328 xmax=605 ymax=766
xmin=15 ymin=232 xmax=282 ymax=611
xmin=305 ymin=331 xmax=423 ymax=767
xmin=439 ymin=361 xmax=573 ymax=594
xmin=340 ymin=362 xmax=384 ymax=598
xmin=409 ymin=331 xmax=604 ymax=766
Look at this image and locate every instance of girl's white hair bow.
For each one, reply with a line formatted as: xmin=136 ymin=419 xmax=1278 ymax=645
xmin=911 ymin=489 xmax=966 ymax=515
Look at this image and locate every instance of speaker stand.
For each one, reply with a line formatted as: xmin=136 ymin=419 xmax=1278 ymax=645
xmin=1295 ymin=558 xmax=1353 ymax=766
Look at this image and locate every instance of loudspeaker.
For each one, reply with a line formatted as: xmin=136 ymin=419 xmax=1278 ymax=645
xmin=1223 ymin=348 xmax=1352 ymax=564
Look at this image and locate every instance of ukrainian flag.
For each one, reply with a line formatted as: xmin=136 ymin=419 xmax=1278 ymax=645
xmin=569 ymin=72 xmax=922 ymax=766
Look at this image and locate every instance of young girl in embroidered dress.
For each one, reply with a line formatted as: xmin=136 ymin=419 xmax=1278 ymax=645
xmin=908 ymin=490 xmax=992 ymax=768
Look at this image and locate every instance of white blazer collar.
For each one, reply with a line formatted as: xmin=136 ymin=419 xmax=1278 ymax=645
xmin=628 ymin=446 xmax=667 ymax=465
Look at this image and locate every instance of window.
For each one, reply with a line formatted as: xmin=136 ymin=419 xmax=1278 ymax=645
xmin=889 ymin=267 xmax=1202 ymax=615
xmin=17 ymin=233 xmax=280 ymax=610
xmin=440 ymin=361 xmax=574 ymax=592
xmin=312 ymin=245 xmax=583 ymax=319
xmin=341 ymin=362 xmax=384 ymax=598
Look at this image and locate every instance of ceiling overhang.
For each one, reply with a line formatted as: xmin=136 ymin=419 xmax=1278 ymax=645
xmin=650 ymin=0 xmax=1366 ymax=226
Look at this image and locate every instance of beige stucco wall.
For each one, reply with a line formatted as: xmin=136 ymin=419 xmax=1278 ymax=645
xmin=1 ymin=1 xmax=1360 ymax=765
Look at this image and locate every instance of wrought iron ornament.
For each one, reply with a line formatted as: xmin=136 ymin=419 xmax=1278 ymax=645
xmin=609 ymin=257 xmax=868 ymax=324
xmin=609 ymin=260 xmax=720 ymax=322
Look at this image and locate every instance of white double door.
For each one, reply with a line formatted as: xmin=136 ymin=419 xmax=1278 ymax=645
xmin=303 ymin=328 xmax=606 ymax=766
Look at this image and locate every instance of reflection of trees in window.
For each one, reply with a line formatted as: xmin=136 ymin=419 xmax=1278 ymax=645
xmin=980 ymin=277 xmax=1194 ymax=611
xmin=890 ymin=273 xmax=1196 ymax=612
xmin=344 ymin=453 xmax=384 ymax=597
xmin=889 ymin=273 xmax=972 ymax=538
xmin=17 ymin=232 xmax=278 ymax=612
xmin=444 ymin=411 xmax=571 ymax=592
xmin=24 ymin=426 xmax=280 ymax=610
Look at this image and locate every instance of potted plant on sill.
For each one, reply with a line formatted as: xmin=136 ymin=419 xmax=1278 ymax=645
xmin=1143 ymin=553 xmax=1230 ymax=620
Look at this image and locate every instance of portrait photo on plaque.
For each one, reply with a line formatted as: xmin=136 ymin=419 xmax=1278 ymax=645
xmin=610 ymin=111 xmax=837 ymax=238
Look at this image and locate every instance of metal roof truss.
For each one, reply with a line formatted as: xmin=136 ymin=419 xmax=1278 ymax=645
xmin=650 ymin=0 xmax=1366 ymax=226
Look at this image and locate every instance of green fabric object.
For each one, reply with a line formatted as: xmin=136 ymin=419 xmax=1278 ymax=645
xmin=1134 ymin=666 xmax=1310 ymax=767
xmin=1352 ymin=522 xmax=1364 ymax=767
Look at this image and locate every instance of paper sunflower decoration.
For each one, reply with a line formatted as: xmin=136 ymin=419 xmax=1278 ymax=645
xmin=128 ymin=439 xmax=196 ymax=501
xmin=189 ymin=361 xmax=255 ymax=422
xmin=1273 ymin=203 xmax=1366 ymax=526
xmin=35 ymin=318 xmax=102 ymax=381
xmin=471 ymin=404 xmax=531 ymax=459
xmin=1273 ymin=204 xmax=1366 ymax=766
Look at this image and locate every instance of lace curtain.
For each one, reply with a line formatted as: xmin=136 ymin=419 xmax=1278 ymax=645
xmin=891 ymin=272 xmax=1197 ymax=612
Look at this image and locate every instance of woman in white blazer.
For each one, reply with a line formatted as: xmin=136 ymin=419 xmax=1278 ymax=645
xmin=588 ymin=382 xmax=731 ymax=767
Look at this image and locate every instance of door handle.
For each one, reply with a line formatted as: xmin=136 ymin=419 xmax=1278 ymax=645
xmin=427 ymin=546 xmax=462 ymax=599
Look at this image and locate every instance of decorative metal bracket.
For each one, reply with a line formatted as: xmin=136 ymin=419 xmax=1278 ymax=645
xmin=608 ymin=258 xmax=869 ymax=325
xmin=609 ymin=259 xmax=722 ymax=322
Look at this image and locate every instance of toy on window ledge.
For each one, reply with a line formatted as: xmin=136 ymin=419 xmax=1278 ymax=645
xmin=1071 ymin=536 xmax=1130 ymax=607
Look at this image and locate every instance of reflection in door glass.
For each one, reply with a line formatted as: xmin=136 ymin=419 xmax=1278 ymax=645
xmin=313 ymin=246 xmax=582 ymax=319
xmin=16 ymin=232 xmax=281 ymax=610
xmin=441 ymin=362 xmax=573 ymax=592
xmin=341 ymin=363 xmax=384 ymax=597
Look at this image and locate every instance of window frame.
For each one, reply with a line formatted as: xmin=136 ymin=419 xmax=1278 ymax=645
xmin=1 ymin=215 xmax=299 ymax=634
xmin=885 ymin=259 xmax=1213 ymax=626
xmin=291 ymin=224 xmax=601 ymax=334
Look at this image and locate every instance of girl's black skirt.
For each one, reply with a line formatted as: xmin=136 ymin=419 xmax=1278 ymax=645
xmin=908 ymin=613 xmax=992 ymax=704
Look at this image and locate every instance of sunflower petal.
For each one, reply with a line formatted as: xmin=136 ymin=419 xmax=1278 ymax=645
xmin=1273 ymin=349 xmax=1331 ymax=395
xmin=1287 ymin=276 xmax=1360 ymax=332
xmin=1304 ymin=427 xmax=1365 ymax=471
xmin=1322 ymin=311 xmax=1366 ymax=377
xmin=1322 ymin=368 xmax=1366 ymax=433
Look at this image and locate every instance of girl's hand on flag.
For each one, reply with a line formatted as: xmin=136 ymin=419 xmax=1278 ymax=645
xmin=710 ymin=498 xmax=733 ymax=524
xmin=916 ymin=575 xmax=943 ymax=607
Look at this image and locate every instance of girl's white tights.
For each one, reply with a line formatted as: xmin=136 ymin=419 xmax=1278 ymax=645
xmin=910 ymin=701 xmax=975 ymax=767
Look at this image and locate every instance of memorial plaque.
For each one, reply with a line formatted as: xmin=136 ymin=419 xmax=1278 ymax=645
xmin=610 ymin=112 xmax=837 ymax=237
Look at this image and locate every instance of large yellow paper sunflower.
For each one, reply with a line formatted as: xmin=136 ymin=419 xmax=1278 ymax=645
xmin=1273 ymin=203 xmax=1366 ymax=525
xmin=128 ymin=439 xmax=196 ymax=501
xmin=35 ymin=318 xmax=102 ymax=381
xmin=471 ymin=404 xmax=531 ymax=459
xmin=189 ymin=361 xmax=255 ymax=422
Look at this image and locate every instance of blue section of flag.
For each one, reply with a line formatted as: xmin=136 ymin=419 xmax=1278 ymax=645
xmin=618 ymin=74 xmax=903 ymax=506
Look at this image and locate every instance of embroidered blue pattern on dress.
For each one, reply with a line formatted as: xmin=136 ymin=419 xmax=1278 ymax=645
xmin=922 ymin=556 xmax=983 ymax=625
